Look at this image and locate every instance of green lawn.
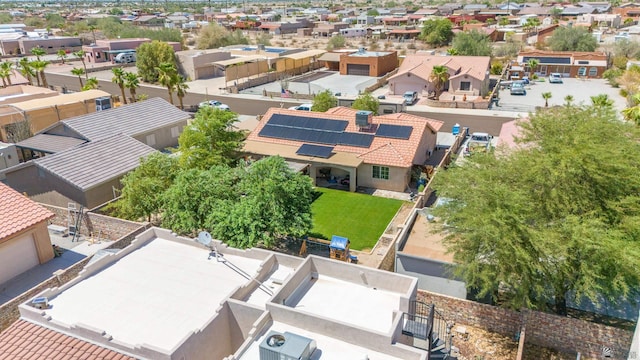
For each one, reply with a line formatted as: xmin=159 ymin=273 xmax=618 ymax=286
xmin=310 ymin=188 xmax=406 ymax=251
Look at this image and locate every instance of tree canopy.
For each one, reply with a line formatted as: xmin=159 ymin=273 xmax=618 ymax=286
xmin=197 ymin=23 xmax=249 ymax=50
xmin=451 ymin=30 xmax=492 ymax=56
xmin=351 ymin=92 xmax=380 ymax=115
xmin=432 ymin=105 xmax=640 ymax=315
xmin=420 ymin=19 xmax=454 ymax=47
xmin=136 ymin=40 xmax=177 ymax=82
xmin=312 ymin=90 xmax=338 ymax=112
xmin=176 ymin=106 xmax=246 ymax=170
xmin=547 ymin=26 xmax=597 ymax=52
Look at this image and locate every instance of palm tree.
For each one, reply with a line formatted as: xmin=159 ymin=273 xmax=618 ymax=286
xmin=0 ymin=61 xmax=13 ymax=87
xmin=57 ymin=49 xmax=68 ymax=64
xmin=429 ymin=65 xmax=450 ymax=99
xmin=156 ymin=63 xmax=177 ymax=105
xmin=564 ymin=95 xmax=574 ymax=106
xmin=71 ymin=67 xmax=85 ymax=88
xmin=112 ymin=67 xmax=127 ymax=105
xmin=526 ymin=58 xmax=539 ymax=77
xmin=73 ymin=50 xmax=88 ymax=80
xmin=174 ymin=75 xmax=189 ymax=110
xmin=622 ymin=93 xmax=640 ymax=125
xmin=82 ymin=77 xmax=99 ymax=91
xmin=591 ymin=94 xmax=613 ymax=108
xmin=542 ymin=92 xmax=552 ymax=107
xmin=31 ymin=60 xmax=49 ymax=88
xmin=18 ymin=58 xmax=35 ymax=86
xmin=89 ymin=25 xmax=97 ymax=44
xmin=31 ymin=47 xmax=45 ymax=61
xmin=124 ymin=71 xmax=140 ymax=103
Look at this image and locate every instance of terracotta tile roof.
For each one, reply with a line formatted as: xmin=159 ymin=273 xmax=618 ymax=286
xmin=0 ymin=320 xmax=134 ymax=360
xmin=389 ymin=54 xmax=490 ymax=82
xmin=246 ymin=107 xmax=443 ymax=168
xmin=0 ymin=183 xmax=54 ymax=242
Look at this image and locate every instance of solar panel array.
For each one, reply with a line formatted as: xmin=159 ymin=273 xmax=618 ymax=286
xmin=375 ymin=124 xmax=413 ymax=139
xmin=258 ymin=113 xmax=412 ymax=149
xmin=296 ymin=144 xmax=334 ymax=158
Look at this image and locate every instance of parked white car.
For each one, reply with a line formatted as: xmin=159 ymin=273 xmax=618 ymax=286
xmin=288 ymin=103 xmax=313 ymax=111
xmin=549 ymin=73 xmax=563 ymax=84
xmin=199 ymin=100 xmax=230 ymax=111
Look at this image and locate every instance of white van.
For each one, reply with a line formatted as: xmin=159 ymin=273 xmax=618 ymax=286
xmin=114 ymin=53 xmax=136 ymax=64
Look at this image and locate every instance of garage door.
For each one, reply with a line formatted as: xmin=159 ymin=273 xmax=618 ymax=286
xmin=347 ymin=64 xmax=370 ymax=76
xmin=0 ymin=234 xmax=39 ymax=284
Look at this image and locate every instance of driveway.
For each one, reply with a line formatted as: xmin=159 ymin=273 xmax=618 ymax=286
xmin=496 ymin=78 xmax=627 ymax=114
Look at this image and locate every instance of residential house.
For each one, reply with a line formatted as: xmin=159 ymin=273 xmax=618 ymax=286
xmin=339 ymin=27 xmax=369 ymax=38
xmin=165 ymin=14 xmax=190 ymax=28
xmin=15 ymin=226 xmax=433 ymax=360
xmin=614 ymin=3 xmax=640 ymax=18
xmin=0 ymin=182 xmax=55 ymax=284
xmin=133 ymin=15 xmax=165 ymax=27
xmin=258 ymin=19 xmax=314 ymax=35
xmin=356 ymin=14 xmax=376 ymax=25
xmin=244 ymin=107 xmax=443 ymax=192
xmin=339 ymin=49 xmax=398 ymax=76
xmin=3 ymin=133 xmax=156 ymax=208
xmin=176 ymin=49 xmax=232 ymax=80
xmin=36 ymin=97 xmax=191 ymax=152
xmin=0 ymin=33 xmax=81 ymax=56
xmin=82 ymin=38 xmax=182 ymax=63
xmin=0 ymin=85 xmax=57 ymax=106
xmin=388 ymin=27 xmax=422 ymax=40
xmin=388 ymin=55 xmax=491 ymax=98
xmin=0 ymin=90 xmax=111 ymax=143
xmin=516 ymin=50 xmax=608 ymax=78
xmin=577 ymin=13 xmax=622 ymax=28
xmin=314 ymin=22 xmax=349 ymax=37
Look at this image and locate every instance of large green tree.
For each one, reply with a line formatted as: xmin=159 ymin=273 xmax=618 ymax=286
xmin=136 ymin=40 xmax=176 ymax=83
xmin=432 ymin=105 xmax=640 ymax=315
xmin=420 ymin=19 xmax=454 ymax=47
xmin=109 ymin=152 xmax=179 ymax=222
xmin=207 ymin=156 xmax=314 ymax=249
xmin=451 ymin=30 xmax=492 ymax=56
xmin=351 ymin=92 xmax=380 ymax=115
xmin=176 ymin=106 xmax=245 ymax=170
xmin=312 ymin=89 xmax=338 ymax=112
xmin=547 ymin=26 xmax=597 ymax=52
xmin=197 ymin=23 xmax=249 ymax=50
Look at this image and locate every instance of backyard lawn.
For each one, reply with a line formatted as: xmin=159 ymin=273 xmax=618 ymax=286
xmin=310 ymin=188 xmax=406 ymax=251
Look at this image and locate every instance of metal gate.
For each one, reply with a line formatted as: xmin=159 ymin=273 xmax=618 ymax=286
xmin=347 ymin=64 xmax=370 ymax=76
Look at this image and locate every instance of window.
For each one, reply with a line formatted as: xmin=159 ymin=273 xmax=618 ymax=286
xmin=171 ymin=126 xmax=180 ymax=138
xmin=372 ymin=166 xmax=389 ymax=180
xmin=589 ymin=67 xmax=598 ymax=77
xmin=146 ymin=134 xmax=156 ymax=146
xmin=578 ymin=67 xmax=587 ymax=76
xmin=577 ymin=60 xmax=589 ymax=65
xmin=460 ymin=81 xmax=471 ymax=91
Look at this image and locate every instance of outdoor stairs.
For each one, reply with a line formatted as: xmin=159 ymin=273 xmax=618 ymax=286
xmin=402 ymin=301 xmax=457 ymax=359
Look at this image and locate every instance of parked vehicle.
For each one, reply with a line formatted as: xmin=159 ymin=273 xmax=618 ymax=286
xmin=510 ymin=81 xmax=526 ymax=95
xmin=403 ymin=91 xmax=418 ymax=105
xmin=463 ymin=132 xmax=494 ymax=156
xmin=549 ymin=73 xmax=563 ymax=84
xmin=114 ymin=52 xmax=136 ymax=64
xmin=199 ymin=100 xmax=230 ymax=111
xmin=288 ymin=103 xmax=313 ymax=111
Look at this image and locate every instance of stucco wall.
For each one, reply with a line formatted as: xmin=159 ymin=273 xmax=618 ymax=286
xmin=389 ymin=72 xmax=430 ymax=95
xmin=357 ymin=163 xmax=409 ymax=192
xmin=133 ymin=120 xmax=186 ymax=150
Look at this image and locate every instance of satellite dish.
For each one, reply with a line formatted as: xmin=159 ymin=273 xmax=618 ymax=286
xmin=197 ymin=231 xmax=213 ymax=247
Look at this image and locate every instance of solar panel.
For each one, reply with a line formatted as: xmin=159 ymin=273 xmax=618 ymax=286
xmin=268 ymin=114 xmax=348 ymax=132
xmin=259 ymin=125 xmax=340 ymax=145
xmin=375 ymin=124 xmax=413 ymax=140
xmin=339 ymin=132 xmax=374 ymax=148
xmin=296 ymin=144 xmax=334 ymax=158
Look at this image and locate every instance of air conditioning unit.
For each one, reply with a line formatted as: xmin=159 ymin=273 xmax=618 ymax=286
xmin=32 ymin=297 xmax=49 ymax=309
xmin=355 ymin=110 xmax=373 ymax=128
xmin=259 ymin=331 xmax=316 ymax=360
xmin=95 ymin=96 xmax=112 ymax=111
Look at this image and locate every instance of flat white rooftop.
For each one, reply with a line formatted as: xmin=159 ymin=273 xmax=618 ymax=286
xmin=288 ymin=275 xmax=401 ymax=333
xmin=44 ymin=238 xmax=263 ymax=351
xmin=239 ymin=321 xmax=406 ymax=360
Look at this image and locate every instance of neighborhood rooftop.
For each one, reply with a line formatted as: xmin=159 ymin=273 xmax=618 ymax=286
xmin=0 ymin=182 xmax=53 ymax=241
xmin=35 ymin=133 xmax=155 ymax=191
xmin=51 ymin=97 xmax=191 ymax=141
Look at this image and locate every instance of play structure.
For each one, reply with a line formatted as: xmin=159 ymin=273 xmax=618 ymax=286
xmin=299 ymin=235 xmax=357 ymax=263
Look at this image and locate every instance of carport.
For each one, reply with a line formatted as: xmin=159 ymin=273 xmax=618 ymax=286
xmin=276 ymin=49 xmax=326 ymax=75
xmin=212 ymin=55 xmax=269 ymax=87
